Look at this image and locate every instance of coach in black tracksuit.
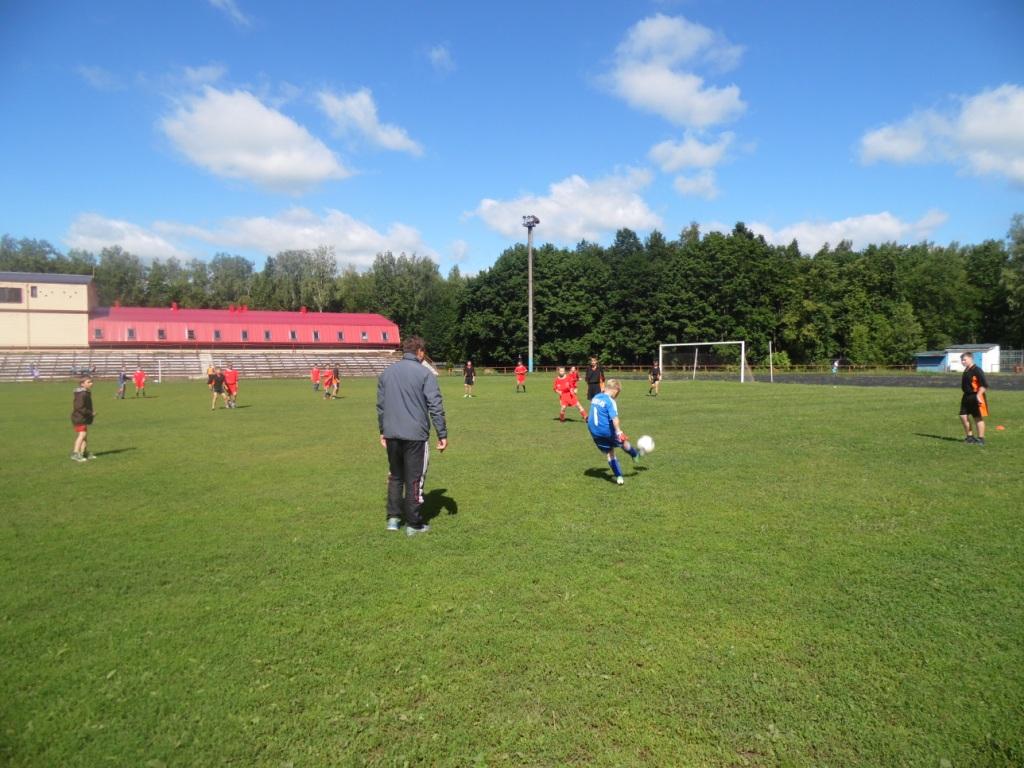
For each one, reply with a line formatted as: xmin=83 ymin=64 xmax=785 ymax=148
xmin=377 ymin=336 xmax=448 ymax=535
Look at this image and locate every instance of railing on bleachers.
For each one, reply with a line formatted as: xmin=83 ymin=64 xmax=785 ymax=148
xmin=0 ymin=349 xmax=400 ymax=382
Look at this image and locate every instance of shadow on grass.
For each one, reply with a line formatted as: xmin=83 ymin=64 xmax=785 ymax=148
xmin=92 ymin=447 xmax=138 ymax=456
xmin=551 ymin=416 xmax=586 ymax=422
xmin=914 ymin=433 xmax=968 ymax=443
xmin=584 ymin=465 xmax=648 ymax=484
xmin=421 ymin=488 xmax=458 ymax=522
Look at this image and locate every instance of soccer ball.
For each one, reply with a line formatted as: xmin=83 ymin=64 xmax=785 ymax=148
xmin=636 ymin=435 xmax=655 ymax=455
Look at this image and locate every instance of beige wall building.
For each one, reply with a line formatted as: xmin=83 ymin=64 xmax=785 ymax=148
xmin=0 ymin=272 xmax=95 ymax=348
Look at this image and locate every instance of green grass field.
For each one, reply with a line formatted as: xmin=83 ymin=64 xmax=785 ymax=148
xmin=1 ymin=374 xmax=1022 ymax=767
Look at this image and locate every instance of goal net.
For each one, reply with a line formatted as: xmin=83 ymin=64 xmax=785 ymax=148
xmin=659 ymin=341 xmax=754 ymax=383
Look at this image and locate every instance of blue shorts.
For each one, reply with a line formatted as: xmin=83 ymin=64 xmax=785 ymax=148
xmin=591 ymin=433 xmax=621 ymax=453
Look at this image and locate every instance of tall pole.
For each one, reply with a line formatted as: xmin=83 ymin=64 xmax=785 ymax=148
xmin=522 ymin=215 xmax=540 ymax=373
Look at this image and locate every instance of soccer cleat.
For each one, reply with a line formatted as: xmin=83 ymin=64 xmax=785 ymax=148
xmin=964 ymin=436 xmax=977 ymax=444
xmin=85 ymin=452 xmax=97 ymax=460
xmin=70 ymin=453 xmax=86 ymax=462
xmin=406 ymin=524 xmax=430 ymax=536
xmin=615 ymin=476 xmax=624 ymax=485
xmin=386 ymin=517 xmax=401 ymax=531
xmin=975 ymin=438 xmax=986 ymax=446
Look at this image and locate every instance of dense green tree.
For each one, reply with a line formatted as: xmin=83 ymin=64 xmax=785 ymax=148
xmin=94 ymin=246 xmax=145 ymax=305
xmin=208 ymin=253 xmax=255 ymax=308
xmin=3 ymin=213 xmax=1021 ymax=363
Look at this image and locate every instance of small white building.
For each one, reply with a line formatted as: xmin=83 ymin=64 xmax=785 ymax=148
xmin=929 ymin=344 xmax=1001 ymax=373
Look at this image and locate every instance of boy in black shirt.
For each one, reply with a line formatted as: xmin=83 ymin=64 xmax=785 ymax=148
xmin=959 ymin=352 xmax=989 ymax=445
xmin=71 ymin=376 xmax=96 ymax=461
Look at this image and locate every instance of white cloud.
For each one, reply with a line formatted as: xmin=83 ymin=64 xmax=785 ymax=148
xmin=744 ymin=210 xmax=949 ymax=254
xmin=673 ymin=170 xmax=719 ymax=199
xmin=473 ymin=170 xmax=662 ymax=242
xmin=160 ymin=86 xmax=350 ymax=192
xmin=154 ymin=207 xmax=433 ymax=269
xmin=449 ymin=239 xmax=470 ymax=264
xmin=318 ymin=88 xmax=423 ymax=156
xmin=428 ymin=45 xmax=455 ymax=74
xmin=66 ymin=214 xmax=189 ymax=261
xmin=607 ymin=14 xmax=745 ymax=127
xmin=183 ymin=64 xmax=226 ymax=86
xmin=650 ymin=131 xmax=733 ymax=171
xmin=77 ymin=65 xmax=121 ymax=91
xmin=859 ymin=84 xmax=1024 ymax=184
xmin=209 ymin=0 xmax=250 ymax=27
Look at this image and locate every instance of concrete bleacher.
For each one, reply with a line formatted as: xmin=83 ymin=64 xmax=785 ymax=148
xmin=0 ymin=349 xmax=399 ymax=382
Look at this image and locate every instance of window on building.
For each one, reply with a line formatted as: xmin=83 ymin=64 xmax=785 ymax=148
xmin=264 ymin=330 xmax=272 ymax=341
xmin=289 ymin=330 xmax=298 ymax=341
xmin=361 ymin=331 xmax=368 ymax=341
xmin=241 ymin=330 xmax=249 ymax=342
xmin=313 ymin=330 xmax=320 ymax=342
xmin=337 ymin=331 xmax=344 ymax=342
xmin=382 ymin=331 xmax=389 ymax=342
xmin=94 ymin=328 xmax=103 ymax=340
xmin=30 ymin=286 xmax=38 ymax=298
xmin=126 ymin=328 xmax=136 ymax=340
xmin=0 ymin=287 xmax=23 ymax=303
xmin=214 ymin=330 xmax=222 ymax=341
xmin=157 ymin=329 xmax=166 ymax=341
xmin=187 ymin=329 xmax=196 ymax=340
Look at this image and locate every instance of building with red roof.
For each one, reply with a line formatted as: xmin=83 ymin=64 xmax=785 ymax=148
xmin=90 ymin=304 xmax=399 ymax=349
xmin=1 ymin=272 xmax=400 ymax=350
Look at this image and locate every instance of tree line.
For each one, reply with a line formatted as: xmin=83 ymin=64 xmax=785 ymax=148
xmin=3 ymin=214 xmax=1022 ymax=366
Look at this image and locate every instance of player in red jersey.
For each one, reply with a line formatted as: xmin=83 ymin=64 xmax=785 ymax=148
xmin=567 ymin=365 xmax=580 ymax=393
xmin=514 ymin=359 xmax=528 ymax=393
xmin=322 ymin=368 xmax=335 ymax=399
xmin=311 ymin=365 xmax=321 ymax=392
xmin=223 ymin=363 xmax=239 ymax=408
xmin=554 ymin=366 xmax=588 ymax=422
xmin=133 ymin=367 xmax=147 ymax=397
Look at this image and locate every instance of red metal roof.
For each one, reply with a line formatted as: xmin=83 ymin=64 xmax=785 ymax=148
xmin=91 ymin=306 xmax=394 ymax=326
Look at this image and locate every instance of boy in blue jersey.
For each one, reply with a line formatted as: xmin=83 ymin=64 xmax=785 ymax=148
xmin=587 ymin=378 xmax=642 ymax=485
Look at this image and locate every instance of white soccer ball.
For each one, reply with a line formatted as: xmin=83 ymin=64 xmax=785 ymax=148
xmin=636 ymin=435 xmax=655 ymax=455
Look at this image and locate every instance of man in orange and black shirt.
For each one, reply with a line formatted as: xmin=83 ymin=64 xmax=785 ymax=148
xmin=959 ymin=352 xmax=989 ymax=445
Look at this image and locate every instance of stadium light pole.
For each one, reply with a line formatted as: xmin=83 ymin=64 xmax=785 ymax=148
xmin=522 ymin=215 xmax=540 ymax=373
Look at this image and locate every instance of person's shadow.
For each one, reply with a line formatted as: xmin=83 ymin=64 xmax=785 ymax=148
xmin=421 ymin=488 xmax=458 ymax=522
xmin=913 ymin=433 xmax=966 ymax=443
xmin=584 ymin=465 xmax=648 ymax=484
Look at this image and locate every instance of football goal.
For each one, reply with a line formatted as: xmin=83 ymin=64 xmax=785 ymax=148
xmin=659 ymin=341 xmax=753 ymax=383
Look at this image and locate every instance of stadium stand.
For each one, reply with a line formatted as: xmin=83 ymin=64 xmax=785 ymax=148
xmin=0 ymin=349 xmax=399 ymax=382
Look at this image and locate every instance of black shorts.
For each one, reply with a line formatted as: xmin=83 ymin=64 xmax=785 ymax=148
xmin=960 ymin=393 xmax=985 ymax=418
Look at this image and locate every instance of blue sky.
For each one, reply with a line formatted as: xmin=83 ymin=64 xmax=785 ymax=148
xmin=1 ymin=1 xmax=1021 ymax=274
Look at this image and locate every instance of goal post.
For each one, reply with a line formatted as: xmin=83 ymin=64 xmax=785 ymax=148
xmin=658 ymin=341 xmax=751 ymax=383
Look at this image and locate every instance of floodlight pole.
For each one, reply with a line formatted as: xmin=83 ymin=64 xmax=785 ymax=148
xmin=523 ymin=215 xmax=540 ymax=373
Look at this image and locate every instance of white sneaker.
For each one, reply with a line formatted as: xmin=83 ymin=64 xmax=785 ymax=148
xmin=615 ymin=476 xmax=624 ymax=485
xmin=386 ymin=517 xmax=400 ymax=531
xmin=70 ymin=453 xmax=87 ymax=462
xmin=406 ymin=524 xmax=430 ymax=536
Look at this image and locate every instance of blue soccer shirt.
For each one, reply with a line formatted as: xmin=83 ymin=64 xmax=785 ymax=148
xmin=587 ymin=392 xmax=618 ymax=438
